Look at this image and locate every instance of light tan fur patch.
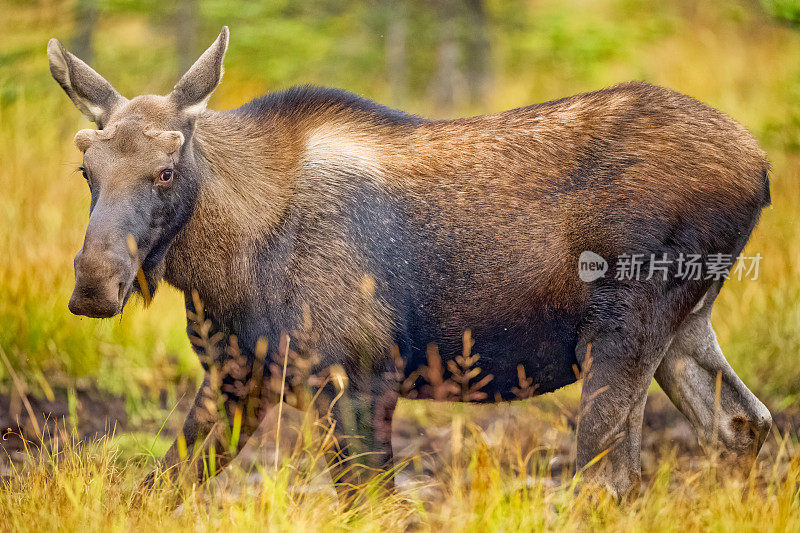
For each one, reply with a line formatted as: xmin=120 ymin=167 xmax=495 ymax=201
xmin=302 ymin=122 xmax=385 ymax=177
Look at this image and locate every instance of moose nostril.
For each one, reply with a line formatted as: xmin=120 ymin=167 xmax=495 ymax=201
xmin=117 ymin=281 xmax=125 ymax=303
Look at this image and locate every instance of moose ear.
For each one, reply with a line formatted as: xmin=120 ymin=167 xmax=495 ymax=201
xmin=170 ymin=26 xmax=229 ymax=116
xmin=47 ymin=38 xmax=125 ymax=126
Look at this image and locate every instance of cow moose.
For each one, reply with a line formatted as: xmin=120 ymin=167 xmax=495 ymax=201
xmin=47 ymin=27 xmax=772 ymax=500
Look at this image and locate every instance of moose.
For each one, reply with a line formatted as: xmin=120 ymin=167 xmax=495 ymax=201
xmin=48 ymin=27 xmax=772 ymax=499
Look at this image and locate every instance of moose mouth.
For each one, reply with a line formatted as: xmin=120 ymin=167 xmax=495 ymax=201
xmin=68 ymin=250 xmax=140 ymax=318
xmin=68 ymin=232 xmax=168 ymax=318
xmin=68 ymin=274 xmax=136 ymax=318
xmin=68 ymin=283 xmax=124 ymax=318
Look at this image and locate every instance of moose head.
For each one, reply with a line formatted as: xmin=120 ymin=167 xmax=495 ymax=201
xmin=48 ymin=27 xmax=229 ymax=318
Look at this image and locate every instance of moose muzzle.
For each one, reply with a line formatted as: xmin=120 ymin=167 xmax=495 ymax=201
xmin=68 ymin=247 xmax=132 ymax=318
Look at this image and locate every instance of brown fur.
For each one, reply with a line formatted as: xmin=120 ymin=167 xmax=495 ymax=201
xmin=167 ymin=81 xmax=767 ymax=332
xmin=49 ymin=27 xmax=771 ymax=499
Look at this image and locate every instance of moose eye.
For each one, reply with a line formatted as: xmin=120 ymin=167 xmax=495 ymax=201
xmin=158 ymin=168 xmax=174 ymax=184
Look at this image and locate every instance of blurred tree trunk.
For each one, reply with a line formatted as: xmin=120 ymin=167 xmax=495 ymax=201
xmin=175 ymin=0 xmax=200 ymax=76
xmin=463 ymin=0 xmax=492 ymax=107
xmin=72 ymin=0 xmax=98 ymax=63
xmin=430 ymin=0 xmax=464 ymax=114
xmin=384 ymin=0 xmax=408 ymax=107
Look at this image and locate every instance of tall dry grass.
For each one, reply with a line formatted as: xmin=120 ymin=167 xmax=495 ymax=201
xmin=0 ymin=411 xmax=797 ymax=532
xmin=0 ymin=1 xmax=798 ymax=530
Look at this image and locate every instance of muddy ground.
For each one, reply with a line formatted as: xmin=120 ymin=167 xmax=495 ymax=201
xmin=1 ymin=385 xmax=798 ymax=489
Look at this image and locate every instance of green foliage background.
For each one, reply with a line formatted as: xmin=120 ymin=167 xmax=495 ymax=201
xmin=0 ymin=0 xmax=799 ymax=407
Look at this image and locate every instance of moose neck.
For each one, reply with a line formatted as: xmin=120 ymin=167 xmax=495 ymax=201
xmin=163 ymin=110 xmax=300 ymax=315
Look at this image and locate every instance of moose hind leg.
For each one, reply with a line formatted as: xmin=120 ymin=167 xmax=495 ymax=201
xmin=575 ymin=334 xmax=660 ymax=499
xmin=317 ymin=373 xmax=398 ymax=502
xmin=654 ymin=291 xmax=771 ymax=462
xmin=575 ymin=286 xmax=682 ymax=499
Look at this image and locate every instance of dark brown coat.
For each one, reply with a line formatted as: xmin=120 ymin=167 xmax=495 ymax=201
xmin=48 ymin=27 xmax=771 ymax=500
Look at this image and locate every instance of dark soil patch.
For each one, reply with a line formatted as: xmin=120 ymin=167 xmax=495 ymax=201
xmin=1 ymin=387 xmax=797 ymax=483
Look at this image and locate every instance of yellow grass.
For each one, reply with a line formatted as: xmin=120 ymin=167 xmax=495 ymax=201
xmin=0 ymin=409 xmax=797 ymax=532
xmin=0 ymin=0 xmax=799 ymax=530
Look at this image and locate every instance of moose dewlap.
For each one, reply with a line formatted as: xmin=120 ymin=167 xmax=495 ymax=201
xmin=48 ymin=27 xmax=772 ymax=499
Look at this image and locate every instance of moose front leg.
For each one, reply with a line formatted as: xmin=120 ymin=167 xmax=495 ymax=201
xmin=154 ymin=375 xmax=220 ymax=485
xmin=316 ymin=372 xmax=399 ymax=502
xmin=145 ymin=295 xmax=273 ymax=487
xmin=151 ymin=367 xmax=272 ymax=487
